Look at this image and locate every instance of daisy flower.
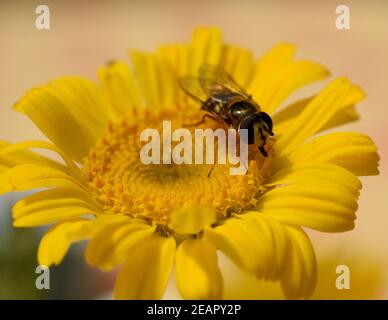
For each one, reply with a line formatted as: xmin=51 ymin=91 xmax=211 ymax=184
xmin=0 ymin=27 xmax=379 ymax=299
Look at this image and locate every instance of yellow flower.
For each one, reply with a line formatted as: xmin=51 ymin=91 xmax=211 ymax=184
xmin=0 ymin=27 xmax=379 ymax=299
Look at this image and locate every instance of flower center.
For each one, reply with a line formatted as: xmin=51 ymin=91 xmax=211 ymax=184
xmin=83 ymin=106 xmax=273 ymax=226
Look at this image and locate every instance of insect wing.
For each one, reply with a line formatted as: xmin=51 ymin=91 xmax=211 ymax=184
xmin=178 ymin=76 xmax=208 ymax=105
xmin=198 ymin=64 xmax=250 ymax=101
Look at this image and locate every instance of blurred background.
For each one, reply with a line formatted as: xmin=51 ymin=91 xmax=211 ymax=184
xmin=0 ymin=0 xmax=387 ymax=299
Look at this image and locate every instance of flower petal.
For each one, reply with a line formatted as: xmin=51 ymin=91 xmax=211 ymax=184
xmin=0 ymin=140 xmax=64 ymax=173
xmin=273 ymin=91 xmax=362 ymax=136
xmin=38 ymin=218 xmax=95 ymax=266
xmin=281 ymin=226 xmax=317 ymax=299
xmin=267 ymin=161 xmax=361 ymax=194
xmin=97 ymin=60 xmax=142 ymax=115
xmin=13 ymin=77 xmax=112 ymax=162
xmin=114 ymin=234 xmax=176 ymax=299
xmin=86 ymin=219 xmax=155 ymax=271
xmin=249 ymin=43 xmax=296 ymax=92
xmin=241 ymin=213 xmax=289 ymax=280
xmin=130 ymin=50 xmax=177 ymax=107
xmin=221 ymin=45 xmax=254 ymax=88
xmin=320 ymin=105 xmax=361 ymax=132
xmin=262 ymin=61 xmax=330 ymax=114
xmin=170 ymin=205 xmax=216 ymax=235
xmin=261 ymin=162 xmax=361 ymax=232
xmin=206 ymin=213 xmax=316 ymax=299
xmin=156 ymin=44 xmax=189 ymax=105
xmin=175 ymin=238 xmax=223 ymax=299
xmin=0 ymin=140 xmax=83 ymax=178
xmin=13 ymin=187 xmax=102 ymax=227
xmin=275 ymin=78 xmax=364 ymax=157
xmin=157 ymin=44 xmax=188 ymax=77
xmin=0 ymin=164 xmax=86 ymax=196
xmin=205 ymin=217 xmax=273 ymax=276
xmin=187 ymin=27 xmax=222 ymax=75
xmin=276 ymin=132 xmax=379 ymax=176
xmin=248 ymin=44 xmax=329 ymax=114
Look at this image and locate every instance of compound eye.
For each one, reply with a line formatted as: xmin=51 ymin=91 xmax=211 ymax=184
xmin=239 ymin=116 xmax=256 ymax=144
xmin=259 ymin=112 xmax=273 ymax=134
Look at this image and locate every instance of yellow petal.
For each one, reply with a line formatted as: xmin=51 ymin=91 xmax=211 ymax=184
xmin=13 ymin=77 xmax=112 ymax=162
xmin=0 ymin=140 xmax=82 ymax=179
xmin=86 ymin=220 xmax=155 ymax=271
xmin=157 ymin=44 xmax=188 ymax=77
xmin=130 ymin=28 xmax=222 ymax=108
xmin=155 ymin=49 xmax=180 ymax=106
xmin=275 ymin=78 xmax=363 ymax=157
xmin=281 ymin=226 xmax=317 ymax=299
xmin=249 ymin=43 xmax=296 ymax=94
xmin=277 ymin=132 xmax=379 ymax=176
xmin=262 ymin=61 xmax=329 ymax=114
xmin=205 ymin=217 xmax=272 ymax=275
xmin=175 ymin=238 xmax=223 ymax=299
xmin=0 ymin=140 xmax=64 ymax=173
xmin=267 ymin=161 xmax=361 ymax=194
xmin=248 ymin=44 xmax=329 ymax=114
xmin=273 ymin=95 xmax=361 ymax=136
xmin=88 ymin=213 xmax=132 ymax=226
xmin=241 ymin=213 xmax=289 ymax=280
xmin=38 ymin=219 xmax=95 ymax=266
xmin=13 ymin=187 xmax=102 ymax=227
xmin=114 ymin=234 xmax=176 ymax=300
xmin=130 ymin=50 xmax=177 ymax=107
xmin=0 ymin=164 xmax=86 ymax=196
xmin=156 ymin=44 xmax=188 ymax=105
xmin=187 ymin=27 xmax=222 ymax=75
xmin=261 ymin=162 xmax=361 ymax=232
xmin=169 ymin=205 xmax=216 ymax=235
xmin=320 ymin=105 xmax=360 ymax=132
xmin=97 ymin=60 xmax=142 ymax=115
xmin=221 ymin=45 xmax=254 ymax=88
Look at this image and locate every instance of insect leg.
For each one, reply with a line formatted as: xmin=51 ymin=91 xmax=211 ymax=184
xmin=183 ymin=114 xmax=222 ymax=127
xmin=258 ymin=127 xmax=268 ymax=157
xmin=259 ymin=146 xmax=268 ymax=157
xmin=207 ymin=163 xmax=215 ymax=178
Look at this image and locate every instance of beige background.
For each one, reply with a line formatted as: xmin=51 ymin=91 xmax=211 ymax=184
xmin=0 ymin=0 xmax=387 ymax=298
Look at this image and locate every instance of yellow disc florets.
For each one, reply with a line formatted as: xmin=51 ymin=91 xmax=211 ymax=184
xmin=83 ymin=107 xmax=273 ymax=227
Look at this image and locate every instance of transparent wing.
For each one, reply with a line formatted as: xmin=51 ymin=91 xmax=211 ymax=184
xmin=178 ymin=76 xmax=208 ymax=106
xmin=198 ymin=64 xmax=250 ymax=101
xmin=179 ymin=75 xmax=225 ymax=122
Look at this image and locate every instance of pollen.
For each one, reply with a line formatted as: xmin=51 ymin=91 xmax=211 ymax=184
xmin=83 ymin=106 xmax=273 ymax=228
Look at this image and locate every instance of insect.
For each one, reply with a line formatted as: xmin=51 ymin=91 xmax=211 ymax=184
xmin=179 ymin=64 xmax=274 ymax=157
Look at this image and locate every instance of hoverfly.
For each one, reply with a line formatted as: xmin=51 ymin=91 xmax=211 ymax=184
xmin=179 ymin=64 xmax=274 ymax=157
